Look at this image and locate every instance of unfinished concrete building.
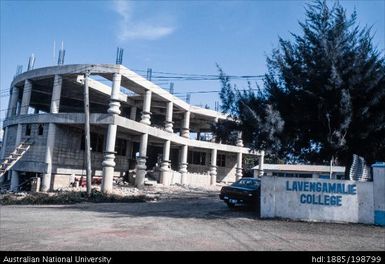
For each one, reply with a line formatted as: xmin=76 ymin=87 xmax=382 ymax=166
xmin=0 ymin=64 xmax=264 ymax=192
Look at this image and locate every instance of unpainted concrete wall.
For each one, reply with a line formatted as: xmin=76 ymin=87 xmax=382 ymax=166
xmin=169 ymin=170 xmax=211 ymax=187
xmin=5 ymin=124 xmax=48 ymax=173
xmin=52 ymin=174 xmax=73 ymax=190
xmin=187 ymin=152 xmax=237 ymax=183
xmin=171 ymin=171 xmax=181 ymax=185
xmin=185 ymin=172 xmax=211 ymax=186
xmin=21 ymin=124 xmax=48 ymax=163
xmin=218 ymin=153 xmax=237 ymax=183
xmin=3 ymin=125 xmax=17 ymax=157
xmin=261 ymin=176 xmax=374 ymax=224
xmin=52 ymin=125 xmax=129 ymax=174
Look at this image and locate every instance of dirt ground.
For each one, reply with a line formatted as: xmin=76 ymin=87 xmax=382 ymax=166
xmin=1 ymin=184 xmax=384 ymax=251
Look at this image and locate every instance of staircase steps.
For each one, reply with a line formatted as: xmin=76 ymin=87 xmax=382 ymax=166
xmin=0 ymin=139 xmax=34 ymax=178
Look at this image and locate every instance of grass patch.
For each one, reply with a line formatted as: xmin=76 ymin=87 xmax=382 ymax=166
xmin=0 ymin=189 xmax=150 ymax=205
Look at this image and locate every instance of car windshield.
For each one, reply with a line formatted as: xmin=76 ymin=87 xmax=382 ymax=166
xmin=233 ymin=178 xmax=260 ymax=187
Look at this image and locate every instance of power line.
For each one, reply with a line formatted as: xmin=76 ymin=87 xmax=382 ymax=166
xmin=0 ymin=65 xmax=266 ymax=119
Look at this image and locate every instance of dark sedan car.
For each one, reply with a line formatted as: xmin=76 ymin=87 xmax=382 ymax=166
xmin=219 ymin=178 xmax=261 ymax=209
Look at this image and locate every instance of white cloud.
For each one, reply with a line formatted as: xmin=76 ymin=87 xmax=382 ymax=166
xmin=112 ymin=0 xmax=175 ymax=41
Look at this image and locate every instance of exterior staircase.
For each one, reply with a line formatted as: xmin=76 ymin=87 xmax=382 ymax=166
xmin=0 ymin=139 xmax=33 ymax=178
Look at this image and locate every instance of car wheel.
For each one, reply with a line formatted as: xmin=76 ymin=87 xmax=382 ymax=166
xmin=226 ymin=202 xmax=235 ymax=209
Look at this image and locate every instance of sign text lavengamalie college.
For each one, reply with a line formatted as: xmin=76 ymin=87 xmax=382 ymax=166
xmin=286 ymin=180 xmax=357 ymax=206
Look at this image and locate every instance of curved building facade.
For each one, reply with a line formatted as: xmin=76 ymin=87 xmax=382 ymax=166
xmin=0 ymin=64 xmax=263 ymax=192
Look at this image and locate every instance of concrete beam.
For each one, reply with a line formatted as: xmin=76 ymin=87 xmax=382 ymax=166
xmin=3 ymin=113 xmax=260 ymax=156
xmin=3 ymin=113 xmax=113 ymax=127
xmin=76 ymin=75 xmax=133 ymax=105
xmin=12 ymin=64 xmax=121 ymax=87
xmin=113 ymin=115 xmax=259 ymax=155
xmin=11 ymin=64 xmax=231 ymax=124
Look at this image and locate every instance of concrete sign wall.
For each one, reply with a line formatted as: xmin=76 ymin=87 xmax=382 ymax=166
xmin=372 ymin=163 xmax=385 ymax=226
xmin=261 ymin=177 xmax=374 ymax=224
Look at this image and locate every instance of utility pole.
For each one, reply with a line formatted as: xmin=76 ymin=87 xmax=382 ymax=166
xmin=84 ymin=71 xmax=92 ymax=196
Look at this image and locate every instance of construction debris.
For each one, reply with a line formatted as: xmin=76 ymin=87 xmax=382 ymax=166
xmin=0 ymin=182 xmax=223 ymax=205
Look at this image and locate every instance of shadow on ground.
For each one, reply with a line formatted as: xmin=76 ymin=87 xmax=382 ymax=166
xmin=11 ymin=195 xmax=260 ymax=220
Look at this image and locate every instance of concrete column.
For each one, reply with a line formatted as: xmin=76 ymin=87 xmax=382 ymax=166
xmin=41 ymin=123 xmax=55 ymax=192
xmin=101 ymin=124 xmax=117 ymax=193
xmin=179 ymin=145 xmax=188 ymax=184
xmin=181 ymin=111 xmax=190 ymax=138
xmin=164 ymin=101 xmax=174 ymax=133
xmin=10 ymin=125 xmax=23 ymax=191
xmin=140 ymin=90 xmax=152 ymax=125
xmin=6 ymin=87 xmax=13 ymax=117
xmin=7 ymin=86 xmax=19 ymax=117
xmin=101 ymin=73 xmax=122 ymax=193
xmin=236 ymin=152 xmax=243 ymax=180
xmin=139 ymin=133 xmax=148 ymax=157
xmin=162 ymin=140 xmax=171 ymax=166
xmin=135 ymin=133 xmax=148 ymax=188
xmin=0 ymin=127 xmax=9 ymax=183
xmin=0 ymin=127 xmax=8 ymax=160
xmin=236 ymin=131 xmax=244 ymax=147
xmin=50 ymin=75 xmax=62 ymax=113
xmin=10 ymin=171 xmax=19 ymax=192
xmin=210 ymin=149 xmax=217 ymax=185
xmin=20 ymin=80 xmax=32 ymax=115
xmin=160 ymin=140 xmax=172 ymax=186
xmin=40 ymin=75 xmax=63 ymax=192
xmin=107 ymin=73 xmax=122 ymax=115
xmin=235 ymin=131 xmax=243 ymax=180
xmin=258 ymin=150 xmax=265 ymax=177
xmin=130 ymin=106 xmax=137 ymax=120
xmin=372 ymin=162 xmax=385 ymax=226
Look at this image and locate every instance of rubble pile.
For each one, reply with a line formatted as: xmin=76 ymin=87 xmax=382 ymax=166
xmin=0 ymin=181 xmax=224 ymax=205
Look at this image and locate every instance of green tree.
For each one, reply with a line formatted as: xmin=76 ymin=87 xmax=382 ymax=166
xmin=215 ymin=66 xmax=284 ymax=159
xmin=217 ymin=0 xmax=385 ymax=168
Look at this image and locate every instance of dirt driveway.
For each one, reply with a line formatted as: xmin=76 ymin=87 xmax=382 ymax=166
xmin=0 ymin=187 xmax=384 ymax=251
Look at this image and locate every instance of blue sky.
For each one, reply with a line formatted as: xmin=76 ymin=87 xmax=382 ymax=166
xmin=1 ymin=0 xmax=384 ymax=132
